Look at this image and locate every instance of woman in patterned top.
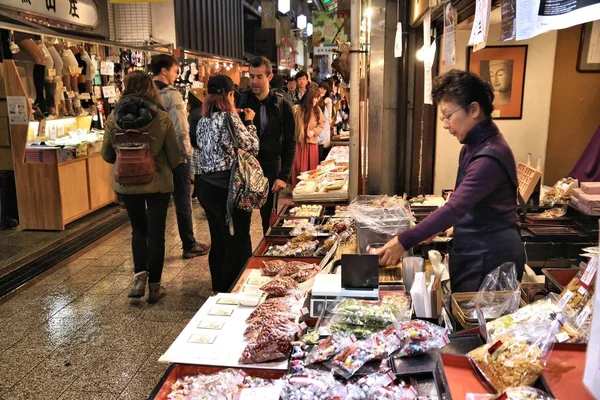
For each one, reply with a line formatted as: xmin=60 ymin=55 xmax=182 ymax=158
xmin=196 ymin=75 xmax=259 ymax=293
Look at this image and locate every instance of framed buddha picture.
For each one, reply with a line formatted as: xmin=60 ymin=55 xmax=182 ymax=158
xmin=467 ymin=45 xmax=528 ymax=119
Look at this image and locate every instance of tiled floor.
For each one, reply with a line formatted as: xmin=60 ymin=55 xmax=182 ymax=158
xmin=0 ymin=201 xmax=267 ymax=399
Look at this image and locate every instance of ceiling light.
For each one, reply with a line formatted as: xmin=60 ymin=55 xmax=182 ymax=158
xmin=278 ymin=0 xmax=290 ymax=13
xmin=307 ymin=0 xmax=313 ymax=3
xmin=8 ymin=31 xmax=19 ymax=54
xmin=297 ymin=14 xmax=307 ymax=29
xmin=307 ymin=22 xmax=313 ymax=36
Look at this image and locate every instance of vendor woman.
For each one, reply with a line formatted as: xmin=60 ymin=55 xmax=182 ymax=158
xmin=376 ymin=69 xmax=525 ymax=292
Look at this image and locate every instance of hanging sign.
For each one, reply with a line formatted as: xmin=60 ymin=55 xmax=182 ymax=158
xmin=395 ymin=22 xmax=403 ymax=58
xmin=442 ymin=4 xmax=457 ymax=65
xmin=1 ymin=0 xmax=99 ymax=28
xmin=500 ymin=0 xmax=516 ymax=41
xmin=469 ymin=0 xmax=492 ymax=52
xmin=312 ymin=11 xmax=349 ymax=46
xmin=261 ymin=1 xmax=277 ymax=29
xmin=280 ymin=16 xmax=292 ymax=40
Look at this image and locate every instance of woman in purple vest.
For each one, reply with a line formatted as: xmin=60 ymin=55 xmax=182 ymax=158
xmin=377 ymin=70 xmax=525 ymax=292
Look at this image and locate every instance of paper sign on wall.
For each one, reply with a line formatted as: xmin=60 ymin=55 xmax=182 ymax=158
xmin=102 ymin=86 xmax=117 ymax=98
xmin=501 ymin=0 xmax=516 ymax=41
xmin=423 ymin=11 xmax=433 ymax=105
xmin=469 ymin=0 xmax=492 ymax=51
xmin=395 ymin=23 xmax=403 ymax=58
xmin=442 ymin=4 xmax=457 ymax=66
xmin=6 ymin=96 xmax=29 ymax=125
xmin=100 ymin=61 xmax=114 ymax=76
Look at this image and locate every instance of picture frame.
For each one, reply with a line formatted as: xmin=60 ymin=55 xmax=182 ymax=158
xmin=467 ymin=45 xmax=528 ymax=120
xmin=577 ymin=21 xmax=600 ymax=73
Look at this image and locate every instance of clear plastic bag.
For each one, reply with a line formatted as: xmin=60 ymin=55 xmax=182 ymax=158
xmin=471 ymin=263 xmax=521 ymax=325
xmin=246 ymin=296 xmax=304 ymax=323
xmin=278 ymin=261 xmax=320 ymax=283
xmin=244 ymin=314 xmax=297 ymax=339
xmin=261 ymin=259 xmax=287 ymax=276
xmin=468 ymin=321 xmax=561 ymax=391
xmin=239 ymin=322 xmax=302 ymax=364
xmin=259 ymin=276 xmax=300 ymax=297
xmin=465 ymin=386 xmax=555 ymax=400
xmin=390 ymin=320 xmax=449 ymax=357
xmin=331 ymin=298 xmax=400 ymax=326
xmin=304 ymin=334 xmax=356 ymax=364
xmin=281 ymin=370 xmax=347 ymax=400
xmin=541 ymin=177 xmax=577 ymax=206
xmin=327 ymin=339 xmax=378 ymax=378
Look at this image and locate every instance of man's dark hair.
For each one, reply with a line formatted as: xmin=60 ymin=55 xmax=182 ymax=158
xmin=271 ymin=74 xmax=286 ymax=90
xmin=250 ymin=56 xmax=273 ymax=75
xmin=432 ymin=69 xmax=495 ymax=117
xmin=294 ymin=71 xmax=309 ymax=80
xmin=150 ymin=54 xmax=178 ymax=76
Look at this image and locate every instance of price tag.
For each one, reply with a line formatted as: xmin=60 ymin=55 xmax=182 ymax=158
xmin=100 ymin=61 xmax=114 ymax=75
xmin=578 ymin=286 xmax=588 ymax=296
xmin=208 ymin=308 xmax=233 ymax=316
xmin=555 ymin=331 xmax=570 ymax=343
xmin=188 ymin=334 xmax=216 ymax=344
xmin=301 ymin=307 xmax=309 ymax=315
xmin=78 ymin=93 xmax=91 ymax=100
xmin=576 ymin=305 xmax=592 ymax=327
xmin=580 ymin=257 xmax=598 ymax=288
xmin=66 ymin=91 xmax=75 ymax=99
xmin=102 ymin=85 xmax=116 ymax=98
xmin=197 ymin=320 xmax=224 ymax=330
xmin=216 ymin=298 xmax=240 ymax=306
xmin=559 ymin=290 xmax=574 ymax=308
xmin=47 ymin=68 xmax=56 ymax=77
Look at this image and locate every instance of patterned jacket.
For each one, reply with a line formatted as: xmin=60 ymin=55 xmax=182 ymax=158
xmin=196 ymin=111 xmax=259 ymax=174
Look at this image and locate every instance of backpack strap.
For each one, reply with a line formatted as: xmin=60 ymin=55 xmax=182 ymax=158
xmin=273 ymin=91 xmax=286 ymax=144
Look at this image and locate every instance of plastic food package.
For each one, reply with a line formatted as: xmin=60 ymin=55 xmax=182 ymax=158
xmin=168 ymin=369 xmax=279 ymax=400
xmin=381 ymin=294 xmax=412 ymax=321
xmin=246 ymin=296 xmax=304 ymax=322
xmin=469 ymin=263 xmax=521 ymax=323
xmin=261 ymin=259 xmax=288 ymax=276
xmin=244 ymin=314 xmax=297 ymax=339
xmin=288 ymin=204 xmax=323 ymax=217
xmin=468 ymin=321 xmax=561 ymax=391
xmin=391 ymin=320 xmax=449 ymax=357
xmin=281 ymin=370 xmax=347 ymax=400
xmin=538 ymin=206 xmax=567 ymax=219
xmin=346 ymin=373 xmax=418 ymax=400
xmin=542 ymin=177 xmax=577 ymax=206
xmin=327 ymin=340 xmax=378 ymax=378
xmin=331 ymin=299 xmax=400 ymax=326
xmin=557 ymin=258 xmax=597 ymax=313
xmin=265 ymin=240 xmax=320 ymax=257
xmin=239 ymin=322 xmax=302 ymax=364
xmin=259 ymin=276 xmax=300 ymax=297
xmin=329 ymin=321 xmax=383 ymax=339
xmin=465 ymin=386 xmax=555 ymax=400
xmin=305 ymin=334 xmax=356 ymax=364
xmin=278 ymin=261 xmax=321 ymax=283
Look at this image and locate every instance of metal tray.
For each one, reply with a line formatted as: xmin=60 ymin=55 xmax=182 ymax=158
xmin=527 ymin=226 xmax=581 ymax=236
xmin=542 ymin=267 xmax=580 ymax=293
xmin=391 ymin=350 xmax=452 ymax=399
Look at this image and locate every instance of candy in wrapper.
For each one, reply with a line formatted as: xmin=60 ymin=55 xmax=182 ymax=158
xmin=305 ymin=334 xmax=356 ymax=364
xmin=281 ymin=370 xmax=347 ymax=400
xmin=327 ymin=340 xmax=378 ymax=378
xmin=391 ymin=320 xmax=449 ymax=357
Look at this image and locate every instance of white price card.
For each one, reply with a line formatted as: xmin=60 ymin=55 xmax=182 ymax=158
xmin=102 ymin=86 xmax=116 ymax=98
xmin=100 ymin=61 xmax=114 ymax=76
xmin=6 ymin=96 xmax=28 ymax=125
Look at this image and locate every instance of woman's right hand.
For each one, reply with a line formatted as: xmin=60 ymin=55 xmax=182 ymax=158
xmin=244 ymin=108 xmax=255 ymax=122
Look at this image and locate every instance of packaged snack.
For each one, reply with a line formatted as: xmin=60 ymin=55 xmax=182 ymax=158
xmin=327 ymin=340 xmax=377 ymax=378
xmin=331 ymin=299 xmax=399 ymax=326
xmin=305 ymin=334 xmax=356 ymax=364
xmin=465 ymin=386 xmax=555 ymax=400
xmin=265 ymin=240 xmax=320 ymax=257
xmin=281 ymin=370 xmax=347 ymax=400
xmin=329 ymin=322 xmax=382 ymax=339
xmin=300 ymin=329 xmax=321 ymax=345
xmin=261 ymin=259 xmax=287 ymax=276
xmin=246 ymin=296 xmax=304 ymax=322
xmin=468 ymin=322 xmax=560 ymax=391
xmin=239 ymin=323 xmax=302 ymax=364
xmin=278 ymin=261 xmax=320 ymax=283
xmin=259 ymin=276 xmax=299 ymax=297
xmin=288 ymin=204 xmax=323 ymax=217
xmin=557 ymin=258 xmax=597 ymax=312
xmin=244 ymin=314 xmax=297 ymax=339
xmin=381 ymin=294 xmax=412 ymax=320
xmin=392 ymin=320 xmax=449 ymax=357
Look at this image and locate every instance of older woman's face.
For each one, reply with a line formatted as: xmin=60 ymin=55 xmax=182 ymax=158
xmin=439 ymin=99 xmax=480 ymax=143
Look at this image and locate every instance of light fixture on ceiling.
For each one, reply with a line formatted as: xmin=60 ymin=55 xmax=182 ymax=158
xmin=278 ymin=0 xmax=290 ymax=13
xmin=307 ymin=0 xmax=313 ymax=3
xmin=297 ymin=14 xmax=307 ymax=29
xmin=8 ymin=30 xmax=19 ymax=54
xmin=307 ymin=22 xmax=313 ymax=36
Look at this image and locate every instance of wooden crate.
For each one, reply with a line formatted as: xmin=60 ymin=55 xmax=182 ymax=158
xmin=517 ymin=162 xmax=543 ymax=202
xmin=451 ymin=291 xmax=525 ymax=330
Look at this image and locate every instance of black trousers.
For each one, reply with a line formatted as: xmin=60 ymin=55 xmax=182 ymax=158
xmin=120 ymin=193 xmax=170 ymax=283
xmin=197 ymin=179 xmax=252 ymax=292
xmin=259 ymin=173 xmax=277 ymax=235
xmin=172 ymin=161 xmax=197 ymax=251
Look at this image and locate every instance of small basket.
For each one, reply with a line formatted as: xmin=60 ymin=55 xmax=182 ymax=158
xmin=451 ymin=291 xmax=525 ymax=330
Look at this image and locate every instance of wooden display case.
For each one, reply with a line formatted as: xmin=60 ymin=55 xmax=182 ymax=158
xmin=3 ymin=60 xmax=116 ymax=230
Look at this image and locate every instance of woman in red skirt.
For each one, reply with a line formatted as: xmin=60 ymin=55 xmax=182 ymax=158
xmin=291 ymin=88 xmax=326 ymax=187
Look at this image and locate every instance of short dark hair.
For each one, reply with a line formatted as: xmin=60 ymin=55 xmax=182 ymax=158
xmin=250 ymin=56 xmax=272 ymax=75
xmin=150 ymin=54 xmax=178 ymax=76
xmin=432 ymin=69 xmax=495 ymax=117
xmin=271 ymin=74 xmax=285 ymax=90
xmin=295 ymin=71 xmax=309 ymax=80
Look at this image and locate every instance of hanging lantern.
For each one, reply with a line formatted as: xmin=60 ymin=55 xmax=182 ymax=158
xmin=306 ymin=22 xmax=313 ymax=36
xmin=278 ymin=0 xmax=290 ymax=13
xmin=297 ymin=14 xmax=307 ymax=29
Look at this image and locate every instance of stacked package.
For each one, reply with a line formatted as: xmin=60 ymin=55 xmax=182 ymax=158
xmin=571 ymin=182 xmax=600 ymax=216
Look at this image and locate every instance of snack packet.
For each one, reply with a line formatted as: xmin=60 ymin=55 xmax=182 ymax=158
xmin=468 ymin=321 xmax=561 ymax=391
xmin=281 ymin=370 xmax=347 ymax=400
xmin=259 ymin=276 xmax=300 ymax=297
xmin=331 ymin=298 xmax=399 ymax=326
xmin=465 ymin=386 xmax=554 ymax=400
xmin=244 ymin=314 xmax=297 ymax=339
xmin=327 ymin=340 xmax=377 ymax=378
xmin=392 ymin=320 xmax=449 ymax=357
xmin=239 ymin=323 xmax=302 ymax=364
xmin=261 ymin=259 xmax=288 ymax=276
xmin=304 ymin=334 xmax=356 ymax=364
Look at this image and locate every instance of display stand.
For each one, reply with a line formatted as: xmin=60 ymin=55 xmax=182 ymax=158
xmin=4 ymin=60 xmax=116 ymax=230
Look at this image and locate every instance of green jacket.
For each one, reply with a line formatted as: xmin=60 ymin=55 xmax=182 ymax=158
xmin=101 ymin=96 xmax=182 ymax=194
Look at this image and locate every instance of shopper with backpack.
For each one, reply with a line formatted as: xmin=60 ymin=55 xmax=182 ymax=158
xmin=196 ymin=75 xmax=260 ymax=293
xmin=101 ymin=71 xmax=182 ymax=303
xmin=237 ymin=56 xmax=296 ymax=234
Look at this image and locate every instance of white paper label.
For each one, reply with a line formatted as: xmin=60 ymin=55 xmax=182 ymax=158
xmin=581 ymin=257 xmax=598 ymax=287
xmin=47 ymin=68 xmax=56 ymax=77
xmin=559 ymin=290 xmax=574 ymax=308
xmin=102 ymin=86 xmax=116 ymax=98
xmin=556 ymin=331 xmax=570 ymax=343
xmin=6 ymin=96 xmax=29 ymax=125
xmin=394 ymin=22 xmax=403 ymax=58
xmin=79 ymin=93 xmax=91 ymax=100
xmin=579 ymin=286 xmax=588 ymax=296
xmin=577 ymin=305 xmax=592 ymax=327
xmin=100 ymin=61 xmax=114 ymax=76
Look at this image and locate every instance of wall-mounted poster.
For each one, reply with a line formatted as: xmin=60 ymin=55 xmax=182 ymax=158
xmin=467 ymin=45 xmax=528 ymax=119
xmin=578 ymin=21 xmax=600 ymax=72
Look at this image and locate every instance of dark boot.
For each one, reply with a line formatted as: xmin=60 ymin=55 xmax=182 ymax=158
xmin=147 ymin=282 xmax=166 ymax=304
xmin=128 ymin=271 xmax=148 ymax=298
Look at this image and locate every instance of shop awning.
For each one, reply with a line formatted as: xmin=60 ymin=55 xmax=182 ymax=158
xmin=0 ymin=9 xmax=173 ymax=54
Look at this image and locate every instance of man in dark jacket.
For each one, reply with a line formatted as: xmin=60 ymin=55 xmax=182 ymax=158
xmin=238 ymin=56 xmax=296 ymax=234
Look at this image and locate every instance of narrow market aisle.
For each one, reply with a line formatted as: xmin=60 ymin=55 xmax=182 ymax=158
xmin=0 ymin=201 xmax=266 ymax=400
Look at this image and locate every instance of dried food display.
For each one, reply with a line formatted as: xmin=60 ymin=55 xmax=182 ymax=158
xmin=288 ymin=204 xmax=323 ymax=217
xmin=281 ymin=370 xmax=346 ymax=400
xmin=239 ymin=322 xmax=303 ymax=364
xmin=305 ymin=334 xmax=356 ymax=364
xmin=264 ymin=240 xmax=321 ymax=257
xmin=261 ymin=259 xmax=288 ymax=276
xmin=259 ymin=276 xmax=300 ymax=297
xmin=331 ymin=299 xmax=400 ymax=326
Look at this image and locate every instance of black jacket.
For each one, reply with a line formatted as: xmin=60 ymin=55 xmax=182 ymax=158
xmin=238 ymin=90 xmax=296 ymax=182
xmin=188 ymin=106 xmax=202 ymax=149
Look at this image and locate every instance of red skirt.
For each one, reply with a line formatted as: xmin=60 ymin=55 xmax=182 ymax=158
xmin=291 ymin=143 xmax=319 ymax=187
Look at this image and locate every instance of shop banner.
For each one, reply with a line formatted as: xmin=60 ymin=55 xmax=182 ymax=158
xmin=312 ymin=11 xmax=348 ymax=47
xmin=442 ymin=4 xmax=457 ymax=66
xmin=2 ymin=0 xmax=99 ymax=28
xmin=500 ymin=0 xmax=516 ymax=41
xmin=261 ymin=1 xmax=277 ymax=29
xmin=468 ymin=0 xmax=492 ymax=52
xmin=280 ymin=16 xmax=292 ymax=41
xmin=395 ymin=22 xmax=403 ymax=58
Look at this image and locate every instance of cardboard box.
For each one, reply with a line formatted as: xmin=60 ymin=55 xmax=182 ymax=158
xmin=572 ymin=188 xmax=600 ymax=208
xmin=0 ymin=117 xmax=9 ymax=147
xmin=581 ymin=182 xmax=600 ymax=195
xmin=0 ymin=100 xmax=7 ymax=118
xmin=0 ymin=147 xmax=13 ymax=171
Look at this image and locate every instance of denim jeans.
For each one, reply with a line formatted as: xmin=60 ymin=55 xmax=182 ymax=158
xmin=172 ymin=161 xmax=197 ymax=250
xmin=121 ymin=193 xmax=170 ymax=283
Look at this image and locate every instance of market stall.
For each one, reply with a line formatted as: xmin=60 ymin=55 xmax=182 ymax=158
xmin=292 ymin=145 xmax=349 ymax=202
xmin=149 ymin=193 xmax=598 ymax=400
